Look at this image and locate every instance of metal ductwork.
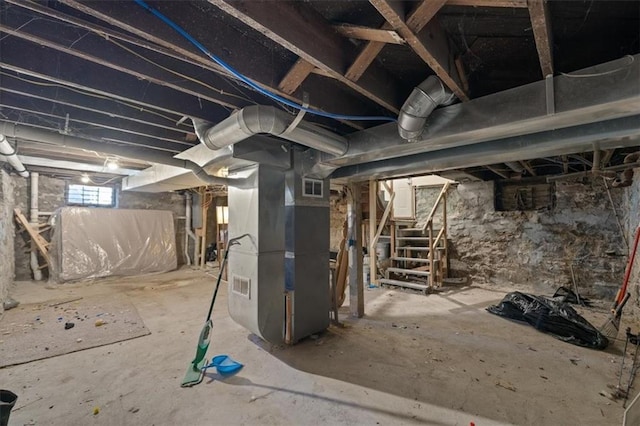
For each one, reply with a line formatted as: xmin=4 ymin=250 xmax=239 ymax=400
xmin=612 ymin=152 xmax=640 ymax=188
xmin=398 ymin=76 xmax=456 ymax=141
xmin=0 ymin=122 xmax=237 ymax=186
xmin=193 ymin=105 xmax=348 ymax=157
xmin=0 ymin=133 xmax=29 ymax=177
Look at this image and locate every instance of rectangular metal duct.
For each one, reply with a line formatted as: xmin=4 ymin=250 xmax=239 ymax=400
xmin=284 ymin=150 xmax=330 ymax=342
xmin=227 ymin=164 xmax=285 ymax=343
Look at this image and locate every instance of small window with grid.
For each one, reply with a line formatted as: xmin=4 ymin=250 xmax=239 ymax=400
xmin=302 ymin=178 xmax=323 ymax=198
xmin=66 ymin=184 xmax=115 ymax=207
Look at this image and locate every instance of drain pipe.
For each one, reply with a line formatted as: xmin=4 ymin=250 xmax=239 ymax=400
xmin=0 ymin=134 xmax=29 ymax=177
xmin=398 ymin=76 xmax=456 ymax=141
xmin=0 ymin=123 xmax=239 ymax=187
xmin=192 ymin=105 xmax=348 ymax=157
xmin=185 ymin=192 xmax=198 ymax=266
xmin=29 ymin=172 xmax=42 ymax=281
xmin=612 ymin=152 xmax=640 ymax=188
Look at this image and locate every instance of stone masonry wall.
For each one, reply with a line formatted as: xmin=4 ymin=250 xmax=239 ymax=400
xmin=329 ymin=191 xmax=348 ymax=252
xmin=415 ymin=180 xmax=626 ymax=298
xmin=623 ymin=168 xmax=640 ymax=317
xmin=0 ymin=170 xmax=17 ymax=318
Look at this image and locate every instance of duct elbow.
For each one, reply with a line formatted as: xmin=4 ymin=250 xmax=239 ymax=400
xmin=398 ymin=76 xmax=456 ymax=141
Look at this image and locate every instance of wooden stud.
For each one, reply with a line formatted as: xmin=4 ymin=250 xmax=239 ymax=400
xmin=446 ymin=0 xmax=528 ymax=7
xmin=369 ymin=0 xmax=469 ymax=101
xmin=520 ymin=160 xmax=537 ymax=176
xmin=347 ymin=183 xmax=364 ymax=318
xmin=369 ymin=180 xmax=377 ymax=286
xmin=528 ymin=0 xmax=554 ymax=78
xmin=334 ymin=24 xmax=404 ymax=44
xmin=345 ymin=41 xmax=386 ymax=82
xmin=278 ymin=58 xmax=316 ymax=95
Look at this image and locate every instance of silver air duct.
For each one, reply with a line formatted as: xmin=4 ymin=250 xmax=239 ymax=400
xmin=398 ymin=76 xmax=456 ymax=141
xmin=0 ymin=133 xmax=29 ymax=177
xmin=0 ymin=122 xmax=237 ymax=186
xmin=193 ymin=105 xmax=348 ymax=157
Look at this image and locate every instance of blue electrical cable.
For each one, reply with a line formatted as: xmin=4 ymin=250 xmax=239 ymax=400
xmin=134 ymin=0 xmax=397 ymax=123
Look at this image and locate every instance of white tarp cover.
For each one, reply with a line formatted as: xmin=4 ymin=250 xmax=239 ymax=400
xmin=50 ymin=207 xmax=177 ymax=282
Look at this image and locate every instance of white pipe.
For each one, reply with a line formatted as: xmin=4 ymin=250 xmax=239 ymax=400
xmin=185 ymin=192 xmax=198 ymax=266
xmin=0 ymin=134 xmax=29 ymax=177
xmin=30 ymin=172 xmax=42 ymax=281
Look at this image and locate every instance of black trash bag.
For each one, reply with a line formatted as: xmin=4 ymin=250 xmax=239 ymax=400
xmin=487 ymin=291 xmax=608 ymax=350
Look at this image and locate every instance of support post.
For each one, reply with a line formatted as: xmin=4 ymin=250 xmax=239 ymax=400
xmin=348 ymin=183 xmax=364 ymax=318
xmin=200 ymin=188 xmax=208 ymax=269
xmin=368 ymin=179 xmax=377 ymax=285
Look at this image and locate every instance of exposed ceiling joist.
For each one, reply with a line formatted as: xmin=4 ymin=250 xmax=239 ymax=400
xmin=527 ymin=0 xmax=554 ymax=77
xmin=346 ymin=0 xmax=447 ymax=83
xmin=345 ymin=38 xmax=387 ymax=83
xmin=208 ymin=0 xmax=402 ymax=113
xmin=369 ymin=0 xmax=469 ymax=101
xmin=446 ymin=0 xmax=528 ymax=7
xmin=278 ymin=58 xmax=316 ymax=95
xmin=0 ymin=25 xmax=243 ymax=112
xmin=333 ymin=24 xmax=404 ymax=44
xmin=58 ymin=0 xmax=377 ymax=128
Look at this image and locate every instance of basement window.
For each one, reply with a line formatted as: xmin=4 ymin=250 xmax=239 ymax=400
xmin=302 ymin=178 xmax=323 ymax=198
xmin=495 ymin=180 xmax=554 ymax=211
xmin=66 ymin=184 xmax=115 ymax=207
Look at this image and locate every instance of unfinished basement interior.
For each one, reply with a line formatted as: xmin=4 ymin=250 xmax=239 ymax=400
xmin=1 ymin=1 xmax=640 ymax=425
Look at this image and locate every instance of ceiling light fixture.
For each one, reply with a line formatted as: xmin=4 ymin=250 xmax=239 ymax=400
xmin=81 ymin=174 xmax=90 ymax=184
xmin=105 ymin=157 xmax=119 ymax=170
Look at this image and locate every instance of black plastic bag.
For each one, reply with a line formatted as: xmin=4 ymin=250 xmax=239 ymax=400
xmin=487 ymin=291 xmax=608 ymax=350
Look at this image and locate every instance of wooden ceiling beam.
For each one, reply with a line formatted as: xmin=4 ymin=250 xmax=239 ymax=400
xmin=446 ymin=0 xmax=528 ymax=7
xmin=333 ymin=24 xmax=404 ymax=44
xmin=58 ymin=0 xmax=378 ymax=128
xmin=528 ymin=0 xmax=554 ymax=77
xmin=209 ymin=0 xmax=402 ymax=113
xmin=369 ymin=0 xmax=469 ymax=101
xmin=278 ymin=58 xmax=316 ymax=95
xmin=346 ymin=0 xmax=447 ymax=83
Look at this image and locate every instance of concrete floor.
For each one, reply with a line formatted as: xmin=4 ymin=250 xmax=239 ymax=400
xmin=0 ymin=268 xmax=634 ymax=425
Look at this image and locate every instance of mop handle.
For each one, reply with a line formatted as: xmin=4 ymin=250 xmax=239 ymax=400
xmin=205 ymin=233 xmax=251 ymax=321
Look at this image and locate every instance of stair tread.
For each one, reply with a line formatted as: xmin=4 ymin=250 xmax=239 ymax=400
xmin=396 ymin=236 xmax=431 ymax=241
xmin=388 ymin=267 xmax=431 ymax=277
xmin=379 ymin=278 xmax=428 ymax=291
xmin=397 ymin=246 xmax=445 ymax=251
xmin=391 ymin=257 xmax=430 ymax=263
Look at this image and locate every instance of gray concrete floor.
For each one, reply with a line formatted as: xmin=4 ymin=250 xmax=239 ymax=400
xmin=0 ymin=268 xmax=633 ymax=425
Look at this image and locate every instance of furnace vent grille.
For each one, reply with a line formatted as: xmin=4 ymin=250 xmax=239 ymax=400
xmin=232 ymin=275 xmax=251 ymax=298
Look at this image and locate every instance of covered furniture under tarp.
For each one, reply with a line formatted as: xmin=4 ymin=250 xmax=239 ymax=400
xmin=49 ymin=207 xmax=177 ymax=282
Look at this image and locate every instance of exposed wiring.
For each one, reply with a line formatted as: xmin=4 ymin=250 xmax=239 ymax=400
xmin=0 ymin=70 xmax=188 ymax=126
xmin=134 ymin=0 xmax=397 ymax=123
xmin=108 ymin=37 xmax=258 ymax=105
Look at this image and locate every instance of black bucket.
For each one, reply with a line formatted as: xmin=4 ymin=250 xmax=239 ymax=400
xmin=0 ymin=390 xmax=18 ymax=426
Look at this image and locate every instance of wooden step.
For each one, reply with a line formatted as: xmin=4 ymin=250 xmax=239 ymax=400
xmin=397 ymin=227 xmax=423 ymax=232
xmin=391 ymin=256 xmax=430 ymax=263
xmin=397 ymin=246 xmax=445 ymax=251
xmin=387 ymin=267 xmax=431 ymax=277
xmin=396 ymin=236 xmax=430 ymax=241
xmin=379 ymin=278 xmax=428 ymax=291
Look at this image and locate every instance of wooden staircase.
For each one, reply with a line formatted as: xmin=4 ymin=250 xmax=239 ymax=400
xmin=379 ymin=183 xmax=450 ymax=293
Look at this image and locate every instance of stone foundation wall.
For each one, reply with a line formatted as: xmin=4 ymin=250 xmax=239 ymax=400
xmin=415 ymin=180 xmax=626 ymax=297
xmin=329 ymin=191 xmax=348 ymax=253
xmin=0 ymin=170 xmax=17 ymax=317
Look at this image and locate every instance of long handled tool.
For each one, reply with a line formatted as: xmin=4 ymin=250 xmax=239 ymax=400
xmin=181 ymin=233 xmax=251 ymax=387
xmin=600 ymin=226 xmax=640 ymax=340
